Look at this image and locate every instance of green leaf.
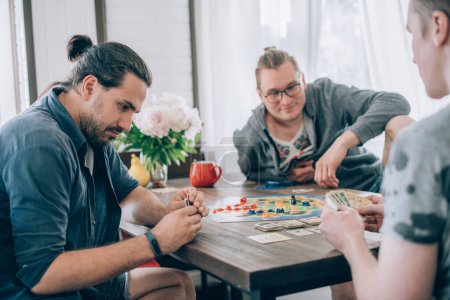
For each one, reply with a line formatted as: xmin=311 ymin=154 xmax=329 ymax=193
xmin=160 ymin=149 xmax=170 ymax=166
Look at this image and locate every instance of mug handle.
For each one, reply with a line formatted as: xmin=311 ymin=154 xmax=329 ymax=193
xmin=212 ymin=165 xmax=222 ymax=183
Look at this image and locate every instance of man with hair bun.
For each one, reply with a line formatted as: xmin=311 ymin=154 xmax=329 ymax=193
xmin=234 ymin=47 xmax=413 ymax=192
xmin=320 ymin=0 xmax=450 ymax=298
xmin=0 ymin=35 xmax=207 ymax=299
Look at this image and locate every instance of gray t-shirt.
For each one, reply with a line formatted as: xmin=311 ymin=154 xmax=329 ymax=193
xmin=380 ymin=105 xmax=450 ymax=299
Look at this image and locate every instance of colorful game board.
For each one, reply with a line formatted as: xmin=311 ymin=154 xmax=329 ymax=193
xmin=207 ymin=194 xmax=325 ymax=223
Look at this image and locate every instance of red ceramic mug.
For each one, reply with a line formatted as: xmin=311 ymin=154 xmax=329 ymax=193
xmin=189 ymin=161 xmax=222 ymax=188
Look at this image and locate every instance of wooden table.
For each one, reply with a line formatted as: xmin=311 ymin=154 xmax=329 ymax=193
xmin=120 ymin=179 xmax=380 ymax=300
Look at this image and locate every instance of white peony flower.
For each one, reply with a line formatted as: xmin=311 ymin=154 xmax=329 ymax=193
xmin=133 ymin=92 xmax=202 ymax=140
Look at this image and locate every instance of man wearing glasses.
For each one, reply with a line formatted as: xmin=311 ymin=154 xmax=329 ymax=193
xmin=233 ymin=47 xmax=412 ymax=192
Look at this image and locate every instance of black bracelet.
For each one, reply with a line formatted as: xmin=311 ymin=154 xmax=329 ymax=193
xmin=145 ymin=231 xmax=163 ymax=259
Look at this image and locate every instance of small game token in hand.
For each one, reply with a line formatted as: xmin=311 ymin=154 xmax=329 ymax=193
xmin=184 ymin=194 xmax=191 ymax=207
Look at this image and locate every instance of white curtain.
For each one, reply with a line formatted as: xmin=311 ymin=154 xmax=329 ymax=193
xmin=194 ymin=0 xmax=322 ymax=176
xmin=359 ymin=0 xmax=449 ymax=120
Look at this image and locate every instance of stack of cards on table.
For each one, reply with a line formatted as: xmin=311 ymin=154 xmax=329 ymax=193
xmin=299 ymin=217 xmax=322 ymax=226
xmin=277 ymin=220 xmax=305 ymax=229
xmin=326 ymin=190 xmax=372 ymax=210
xmin=254 ymin=218 xmax=321 ymax=232
xmin=254 ymin=222 xmax=283 ymax=231
xmin=247 ymin=233 xmax=292 ymax=244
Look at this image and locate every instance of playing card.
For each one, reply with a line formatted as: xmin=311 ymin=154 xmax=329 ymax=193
xmin=254 ymin=222 xmax=283 ymax=232
xmin=326 ymin=191 xmax=350 ymax=209
xmin=326 ymin=195 xmax=341 ymax=210
xmin=335 ymin=192 xmax=350 ymax=206
xmin=247 ymin=233 xmax=292 ymax=244
xmin=304 ymin=226 xmax=321 ymax=234
xmin=343 ymin=191 xmax=372 ymax=209
xmin=286 ymin=228 xmax=314 ymax=236
xmin=277 ymin=220 xmax=305 ymax=229
xmin=326 ymin=190 xmax=372 ymax=210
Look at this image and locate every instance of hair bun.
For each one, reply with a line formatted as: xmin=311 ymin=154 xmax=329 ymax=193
xmin=67 ymin=35 xmax=93 ymax=62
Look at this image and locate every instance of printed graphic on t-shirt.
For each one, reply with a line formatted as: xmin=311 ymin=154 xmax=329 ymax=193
xmin=273 ymin=128 xmax=313 ymax=168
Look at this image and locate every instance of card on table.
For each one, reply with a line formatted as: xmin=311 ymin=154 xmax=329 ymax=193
xmin=276 ymin=220 xmax=305 ymax=229
xmin=247 ymin=233 xmax=292 ymax=244
xmin=304 ymin=226 xmax=321 ymax=234
xmin=286 ymin=228 xmax=314 ymax=236
xmin=254 ymin=222 xmax=283 ymax=232
xmin=300 ymin=217 xmax=322 ymax=226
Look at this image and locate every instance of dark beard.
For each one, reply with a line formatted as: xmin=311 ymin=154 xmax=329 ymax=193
xmin=80 ymin=113 xmax=108 ymax=148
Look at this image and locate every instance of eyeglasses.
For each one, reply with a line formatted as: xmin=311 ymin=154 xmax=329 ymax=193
xmin=259 ymin=83 xmax=303 ymax=103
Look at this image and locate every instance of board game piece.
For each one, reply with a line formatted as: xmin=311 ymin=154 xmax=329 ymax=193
xmin=247 ymin=233 xmax=292 ymax=244
xmin=290 ymin=194 xmax=297 ymax=205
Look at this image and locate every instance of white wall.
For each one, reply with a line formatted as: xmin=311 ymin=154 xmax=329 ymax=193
xmin=105 ymin=0 xmax=194 ymax=106
xmin=31 ymin=0 xmax=97 ymax=96
xmin=0 ymin=0 xmax=18 ymax=125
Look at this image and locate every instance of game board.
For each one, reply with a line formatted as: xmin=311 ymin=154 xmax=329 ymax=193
xmin=207 ymin=194 xmax=325 ymax=223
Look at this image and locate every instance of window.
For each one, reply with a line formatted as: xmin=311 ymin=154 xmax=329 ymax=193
xmin=316 ymin=0 xmax=371 ymax=88
xmin=0 ymin=0 xmax=29 ymax=126
xmin=13 ymin=0 xmax=30 ymax=113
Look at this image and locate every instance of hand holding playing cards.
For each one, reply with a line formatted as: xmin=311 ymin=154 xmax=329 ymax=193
xmin=358 ymin=195 xmax=384 ymax=233
xmin=288 ymin=160 xmax=315 ymax=183
xmin=314 ymin=142 xmax=347 ymax=188
xmin=168 ymin=187 xmax=209 ymax=217
xmin=319 ymin=206 xmax=365 ymax=253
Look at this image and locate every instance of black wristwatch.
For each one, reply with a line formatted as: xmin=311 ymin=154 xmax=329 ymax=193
xmin=145 ymin=231 xmax=164 ymax=259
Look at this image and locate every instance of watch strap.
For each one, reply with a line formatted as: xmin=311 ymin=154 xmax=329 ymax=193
xmin=145 ymin=231 xmax=163 ymax=259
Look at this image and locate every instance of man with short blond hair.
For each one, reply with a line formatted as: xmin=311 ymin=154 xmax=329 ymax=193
xmin=320 ymin=0 xmax=450 ymax=298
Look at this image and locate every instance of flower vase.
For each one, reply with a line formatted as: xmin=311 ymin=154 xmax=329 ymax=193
xmin=150 ymin=163 xmax=168 ymax=188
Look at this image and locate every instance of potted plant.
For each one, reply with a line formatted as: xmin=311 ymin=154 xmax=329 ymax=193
xmin=114 ymin=92 xmax=202 ymax=187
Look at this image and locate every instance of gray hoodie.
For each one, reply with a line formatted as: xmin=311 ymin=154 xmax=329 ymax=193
xmin=233 ymin=78 xmax=411 ymax=191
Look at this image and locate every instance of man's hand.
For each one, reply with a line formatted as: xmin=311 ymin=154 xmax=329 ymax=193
xmin=167 ymin=187 xmax=209 ymax=217
xmin=287 ymin=160 xmax=315 ymax=183
xmin=151 ymin=206 xmax=202 ymax=254
xmin=314 ymin=130 xmax=360 ymax=188
xmin=319 ymin=206 xmax=365 ymax=253
xmin=314 ymin=142 xmax=346 ymax=188
xmin=358 ymin=195 xmax=384 ymax=233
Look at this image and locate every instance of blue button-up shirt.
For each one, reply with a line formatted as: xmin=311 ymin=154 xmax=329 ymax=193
xmin=0 ymin=87 xmax=139 ymax=299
